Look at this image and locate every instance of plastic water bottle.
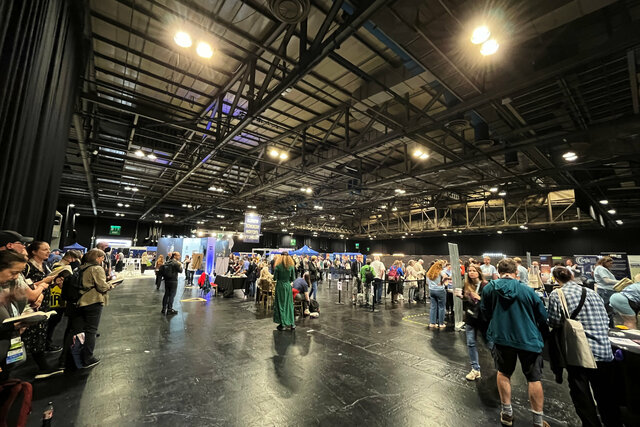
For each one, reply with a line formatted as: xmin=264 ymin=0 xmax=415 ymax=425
xmin=42 ymin=402 xmax=53 ymax=426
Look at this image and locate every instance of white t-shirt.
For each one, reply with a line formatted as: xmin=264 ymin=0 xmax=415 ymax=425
xmin=480 ymin=263 xmax=497 ymax=279
xmin=371 ymin=260 xmax=386 ymax=280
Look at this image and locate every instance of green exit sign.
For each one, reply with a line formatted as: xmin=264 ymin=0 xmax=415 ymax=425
xmin=366 ymin=247 xmax=370 ymax=252
xmin=355 ymin=243 xmax=360 ymax=249
xmin=290 ymin=238 xmax=296 ymax=246
xmin=109 ymin=225 xmax=121 ymax=235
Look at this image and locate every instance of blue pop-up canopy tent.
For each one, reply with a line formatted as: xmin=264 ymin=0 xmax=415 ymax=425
xmin=63 ymin=242 xmax=87 ymax=252
xmin=291 ymin=245 xmax=319 ymax=256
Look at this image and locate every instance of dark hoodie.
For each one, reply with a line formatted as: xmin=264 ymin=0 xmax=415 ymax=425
xmin=480 ymin=277 xmax=548 ymax=353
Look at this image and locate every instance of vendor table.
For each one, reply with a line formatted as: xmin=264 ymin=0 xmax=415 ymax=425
xmin=214 ymin=275 xmax=246 ymax=298
xmin=608 ymin=328 xmax=640 ymax=413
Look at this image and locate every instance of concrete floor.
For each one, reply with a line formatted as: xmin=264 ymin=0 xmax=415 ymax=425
xmin=19 ymin=275 xmax=587 ymax=426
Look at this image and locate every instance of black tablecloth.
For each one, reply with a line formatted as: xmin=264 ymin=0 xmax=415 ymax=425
xmin=609 ymin=328 xmax=640 ymax=412
xmin=214 ymin=275 xmax=246 ymax=298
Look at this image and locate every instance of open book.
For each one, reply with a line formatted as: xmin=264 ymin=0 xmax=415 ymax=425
xmin=613 ymin=277 xmax=633 ymax=292
xmin=109 ymin=277 xmax=125 ymax=287
xmin=2 ymin=310 xmax=57 ymax=326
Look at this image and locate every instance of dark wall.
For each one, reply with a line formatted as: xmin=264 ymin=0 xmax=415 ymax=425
xmin=0 ymin=0 xmax=85 ymax=239
xmin=348 ymin=228 xmax=640 ymax=256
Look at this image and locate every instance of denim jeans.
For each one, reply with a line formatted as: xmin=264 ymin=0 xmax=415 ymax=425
xmin=374 ymin=278 xmax=383 ymax=303
xmin=466 ymin=324 xmax=481 ymax=371
xmin=429 ymin=288 xmax=446 ymax=324
xmin=310 ymin=281 xmax=318 ymax=299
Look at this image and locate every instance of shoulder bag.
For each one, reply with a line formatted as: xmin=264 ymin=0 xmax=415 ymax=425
xmin=556 ymin=287 xmax=597 ymax=369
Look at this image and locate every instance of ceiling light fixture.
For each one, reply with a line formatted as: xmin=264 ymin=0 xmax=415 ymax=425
xmin=489 ymin=187 xmax=498 ymax=192
xmin=131 ymin=187 xmax=139 ymax=192
xmin=174 ymin=31 xmax=192 ymax=48
xmin=117 ymin=203 xmax=123 ymax=207
xmin=124 ymin=186 xmax=131 ymax=191
xmin=392 ymin=207 xmax=398 ymax=211
xmin=470 ymin=25 xmax=491 ymax=44
xmin=480 ymin=39 xmax=499 ymax=56
xmin=599 ymin=200 xmax=609 ymax=205
xmin=269 ymin=149 xmax=279 ymax=158
xmin=616 ymin=219 xmax=623 ymax=225
xmin=147 ymin=153 xmax=157 ymax=160
xmin=124 ymin=204 xmax=130 ymax=208
xmin=196 ymin=41 xmax=213 ymax=58
xmin=279 ymin=152 xmax=288 ymax=160
xmin=134 ymin=150 xmax=145 ymax=157
xmin=572 ymin=226 xmax=578 ymax=231
xmin=607 ymin=209 xmax=616 ymax=215
xmin=497 ymin=230 xmax=503 ymax=234
xmin=498 ymin=190 xmax=507 ymax=196
xmin=394 ymin=189 xmax=406 ymax=194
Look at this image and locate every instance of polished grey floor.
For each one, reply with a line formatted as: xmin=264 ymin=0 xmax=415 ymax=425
xmin=19 ymin=275 xmax=588 ymax=426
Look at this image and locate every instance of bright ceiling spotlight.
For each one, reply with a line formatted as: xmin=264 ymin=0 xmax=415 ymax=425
xmin=489 ymin=187 xmax=498 ymax=193
xmin=498 ymin=190 xmax=507 ymax=196
xmin=174 ymin=31 xmax=192 ymax=48
xmin=572 ymin=226 xmax=578 ymax=231
xmin=607 ymin=209 xmax=616 ymax=215
xmin=599 ymin=199 xmax=609 ymax=205
xmin=147 ymin=153 xmax=157 ymax=160
xmin=395 ymin=189 xmax=406 ymax=194
xmin=269 ymin=149 xmax=279 ymax=158
xmin=305 ymin=187 xmax=312 ymax=194
xmin=282 ymin=229 xmax=288 ymax=232
xmin=330 ymin=216 xmax=335 ymax=220
xmin=480 ymin=39 xmax=499 ymax=56
xmin=420 ymin=153 xmax=429 ymax=160
xmin=216 ymin=188 xmax=223 ymax=192
xmin=497 ymin=230 xmax=503 ymax=234
xmin=182 ymin=204 xmax=187 ymax=207
xmin=563 ymin=151 xmax=578 ymax=161
xmin=187 ymin=204 xmax=193 ymax=208
xmin=413 ymin=149 xmax=423 ymax=158
xmin=279 ymin=152 xmax=288 ymax=160
xmin=470 ymin=25 xmax=491 ymax=45
xmin=616 ymin=219 xmax=624 ymax=225
xmin=208 ymin=186 xmax=216 ymax=191
xmin=117 ymin=203 xmax=123 ymax=207
xmin=131 ymin=187 xmax=139 ymax=192
xmin=392 ymin=207 xmax=398 ymax=211
xmin=196 ymin=41 xmax=213 ymax=58
xmin=134 ymin=150 xmax=145 ymax=157
xmin=442 ymin=233 xmax=447 ymax=236
xmin=124 ymin=204 xmax=130 ymax=208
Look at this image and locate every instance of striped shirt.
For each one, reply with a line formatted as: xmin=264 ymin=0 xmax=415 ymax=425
xmin=547 ymin=282 xmax=613 ymax=362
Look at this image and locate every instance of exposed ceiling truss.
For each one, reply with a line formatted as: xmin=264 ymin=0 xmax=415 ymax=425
xmin=61 ymin=0 xmax=640 ymax=240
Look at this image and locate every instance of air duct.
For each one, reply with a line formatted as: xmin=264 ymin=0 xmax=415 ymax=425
xmin=269 ymin=0 xmax=311 ymax=24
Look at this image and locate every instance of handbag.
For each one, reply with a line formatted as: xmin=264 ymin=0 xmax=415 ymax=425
xmin=556 ymin=288 xmax=597 ymax=369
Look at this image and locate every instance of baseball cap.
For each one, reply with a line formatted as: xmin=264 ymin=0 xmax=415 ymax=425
xmin=0 ymin=230 xmax=34 ymax=247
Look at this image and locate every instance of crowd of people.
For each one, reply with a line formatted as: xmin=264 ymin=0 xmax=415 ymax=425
xmin=4 ymin=233 xmax=639 ymax=426
xmin=1 ymin=231 xmax=119 ymax=387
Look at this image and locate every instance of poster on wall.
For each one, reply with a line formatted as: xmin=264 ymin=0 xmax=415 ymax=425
xmin=539 ymin=254 xmax=551 ymax=283
xmin=243 ymin=213 xmax=261 ymax=243
xmin=601 ymin=252 xmax=631 ymax=280
xmin=574 ymin=255 xmax=599 ymax=281
xmin=629 ymin=255 xmax=640 ymax=280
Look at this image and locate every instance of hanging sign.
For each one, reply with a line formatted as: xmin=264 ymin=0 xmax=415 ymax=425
xmin=243 ymin=213 xmax=261 ymax=243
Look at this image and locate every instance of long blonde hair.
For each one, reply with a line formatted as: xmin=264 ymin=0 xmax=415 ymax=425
xmin=427 ymin=260 xmax=445 ymax=280
xmin=274 ymin=253 xmax=294 ymax=269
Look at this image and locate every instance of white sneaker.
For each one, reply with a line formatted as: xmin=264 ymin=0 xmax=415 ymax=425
xmin=465 ymin=369 xmax=481 ymax=381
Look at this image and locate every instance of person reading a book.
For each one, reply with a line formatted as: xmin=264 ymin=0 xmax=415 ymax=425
xmin=72 ymin=248 xmax=115 ymax=368
xmin=0 ymin=250 xmax=29 ymax=381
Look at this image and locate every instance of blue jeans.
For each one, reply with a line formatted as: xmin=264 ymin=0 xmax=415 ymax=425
xmin=429 ymin=288 xmax=446 ymax=324
xmin=466 ymin=325 xmax=480 ymax=371
xmin=374 ymin=278 xmax=383 ymax=303
xmin=310 ymin=281 xmax=318 ymax=299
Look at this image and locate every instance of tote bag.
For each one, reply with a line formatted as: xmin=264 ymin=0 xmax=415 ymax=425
xmin=557 ymin=288 xmax=597 ymax=369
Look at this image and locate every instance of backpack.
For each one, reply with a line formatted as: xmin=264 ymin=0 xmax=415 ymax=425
xmin=309 ymin=299 xmax=320 ymax=313
xmin=388 ymin=266 xmax=400 ymax=281
xmin=61 ymin=267 xmax=86 ymax=304
xmin=364 ymin=266 xmax=374 ymax=284
xmin=0 ymin=379 xmax=32 ymax=426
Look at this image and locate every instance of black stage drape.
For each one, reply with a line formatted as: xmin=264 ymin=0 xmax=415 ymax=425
xmin=0 ymin=0 xmax=85 ymax=239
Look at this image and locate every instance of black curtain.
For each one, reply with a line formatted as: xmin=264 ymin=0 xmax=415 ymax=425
xmin=0 ymin=0 xmax=85 ymax=239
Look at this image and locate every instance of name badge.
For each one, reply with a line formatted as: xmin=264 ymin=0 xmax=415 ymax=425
xmin=6 ymin=337 xmax=25 ymax=364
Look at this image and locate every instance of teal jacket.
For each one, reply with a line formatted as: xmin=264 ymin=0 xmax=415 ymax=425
xmin=480 ymin=278 xmax=548 ymax=353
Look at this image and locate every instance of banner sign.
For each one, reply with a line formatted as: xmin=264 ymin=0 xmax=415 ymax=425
xmin=629 ymin=255 xmax=640 ymax=280
xmin=601 ymin=252 xmax=631 ymax=280
xmin=243 ymin=213 xmax=261 ymax=243
xmin=574 ymin=255 xmax=599 ymax=281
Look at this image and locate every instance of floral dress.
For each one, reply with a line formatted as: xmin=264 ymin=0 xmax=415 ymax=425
xmin=21 ymin=259 xmax=51 ymax=354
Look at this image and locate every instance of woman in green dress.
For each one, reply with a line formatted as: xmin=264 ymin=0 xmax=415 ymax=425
xmin=273 ymin=252 xmax=296 ymax=330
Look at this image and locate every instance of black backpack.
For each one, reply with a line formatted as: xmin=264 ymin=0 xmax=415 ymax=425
xmin=61 ymin=267 xmax=85 ymax=304
xmin=364 ymin=267 xmax=375 ymax=284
